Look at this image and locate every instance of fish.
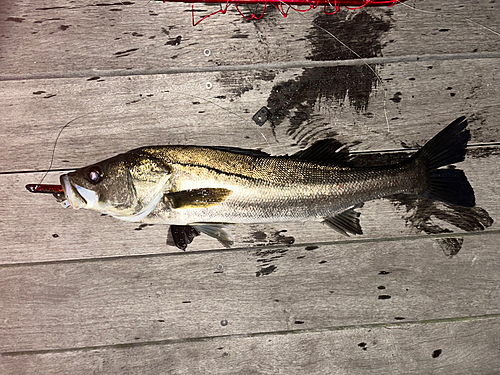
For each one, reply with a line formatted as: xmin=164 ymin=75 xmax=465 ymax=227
xmin=59 ymin=116 xmax=475 ymax=250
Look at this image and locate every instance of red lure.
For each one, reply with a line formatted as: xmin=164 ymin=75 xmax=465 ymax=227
xmin=26 ymin=184 xmax=64 ymax=194
xmin=163 ymin=0 xmax=406 ymax=25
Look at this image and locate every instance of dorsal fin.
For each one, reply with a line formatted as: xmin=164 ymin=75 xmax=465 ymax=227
xmin=210 ymin=146 xmax=271 ymax=158
xmin=290 ymin=139 xmax=351 ymax=165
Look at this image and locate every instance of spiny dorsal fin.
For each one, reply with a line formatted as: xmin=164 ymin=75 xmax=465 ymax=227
xmin=210 ymin=146 xmax=270 ymax=158
xmin=291 ymin=139 xmax=351 ymax=166
xmin=323 ymin=204 xmax=363 ymax=236
xmin=166 ymin=188 xmax=233 ymax=209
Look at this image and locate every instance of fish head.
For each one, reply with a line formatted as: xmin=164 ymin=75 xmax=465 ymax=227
xmin=60 ymin=150 xmax=172 ymax=220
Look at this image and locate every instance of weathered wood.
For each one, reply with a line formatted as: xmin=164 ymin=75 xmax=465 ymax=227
xmin=0 ymin=233 xmax=499 ymax=352
xmin=1 ymin=0 xmax=499 ymax=373
xmin=2 ymin=148 xmax=497 ymax=263
xmin=1 ymin=59 xmax=500 ymax=173
xmin=1 ymin=317 xmax=499 ymax=375
xmin=0 ymin=0 xmax=498 ymax=77
xmin=382 ymin=0 xmax=500 ymax=56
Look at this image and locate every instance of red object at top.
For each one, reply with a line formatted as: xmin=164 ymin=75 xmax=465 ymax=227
xmin=166 ymin=0 xmax=402 ymax=5
xmin=164 ymin=0 xmax=406 ymax=25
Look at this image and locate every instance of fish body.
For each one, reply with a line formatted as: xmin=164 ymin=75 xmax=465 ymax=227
xmin=122 ymin=146 xmax=424 ymax=225
xmin=60 ymin=117 xmax=475 ymax=249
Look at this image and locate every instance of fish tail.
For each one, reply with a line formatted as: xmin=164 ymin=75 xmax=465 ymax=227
xmin=414 ymin=116 xmax=475 ymax=207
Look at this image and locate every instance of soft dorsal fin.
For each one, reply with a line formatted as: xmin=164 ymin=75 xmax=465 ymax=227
xmin=166 ymin=188 xmax=233 ymax=209
xmin=291 ymin=139 xmax=351 ymax=165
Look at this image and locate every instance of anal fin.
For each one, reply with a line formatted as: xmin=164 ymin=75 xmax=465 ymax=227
xmin=192 ymin=224 xmax=234 ymax=248
xmin=323 ymin=204 xmax=363 ymax=236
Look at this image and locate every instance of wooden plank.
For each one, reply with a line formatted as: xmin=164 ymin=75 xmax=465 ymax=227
xmin=1 ymin=317 xmax=499 ymax=374
xmin=2 ymin=148 xmax=498 ymax=263
xmin=0 ymin=233 xmax=499 ymax=352
xmin=0 ymin=1 xmax=499 ymax=77
xmin=1 ymin=58 xmax=499 ymax=173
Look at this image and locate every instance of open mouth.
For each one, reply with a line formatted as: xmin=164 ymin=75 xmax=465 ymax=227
xmin=60 ymin=174 xmax=89 ymax=209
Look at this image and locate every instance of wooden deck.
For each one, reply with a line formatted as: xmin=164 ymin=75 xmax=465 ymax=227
xmin=1 ymin=0 xmax=500 ymax=373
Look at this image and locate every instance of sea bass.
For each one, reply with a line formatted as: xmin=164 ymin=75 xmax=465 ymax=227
xmin=60 ymin=117 xmax=475 ymax=250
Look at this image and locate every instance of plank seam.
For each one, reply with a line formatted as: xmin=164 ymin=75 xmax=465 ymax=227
xmin=1 ymin=52 xmax=499 ymax=82
xmin=1 ymin=229 xmax=500 ymax=268
xmin=2 ymin=313 xmax=499 ymax=357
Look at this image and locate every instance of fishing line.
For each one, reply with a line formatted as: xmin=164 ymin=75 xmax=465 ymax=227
xmin=464 ymin=19 xmax=500 ymax=38
xmin=37 ymin=90 xmax=269 ymax=188
xmin=282 ymin=1 xmax=392 ymax=132
xmin=285 ymin=0 xmax=499 ymax=139
xmin=162 ymin=89 xmax=271 ymax=146
xmin=315 ymin=19 xmax=390 ymax=132
xmin=400 ymin=1 xmax=500 ymax=38
xmin=38 ymin=113 xmax=93 ymax=185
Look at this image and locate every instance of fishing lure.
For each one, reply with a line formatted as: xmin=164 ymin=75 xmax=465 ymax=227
xmin=25 ymin=184 xmax=64 ymax=194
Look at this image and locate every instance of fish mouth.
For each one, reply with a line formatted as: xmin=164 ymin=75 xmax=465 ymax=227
xmin=60 ymin=174 xmax=94 ymax=209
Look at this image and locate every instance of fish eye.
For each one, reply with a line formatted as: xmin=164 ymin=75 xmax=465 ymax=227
xmin=87 ymin=166 xmax=103 ymax=184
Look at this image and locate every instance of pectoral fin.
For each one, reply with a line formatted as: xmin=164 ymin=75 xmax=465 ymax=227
xmin=192 ymin=224 xmax=234 ymax=248
xmin=169 ymin=225 xmax=201 ymax=251
xmin=166 ymin=188 xmax=233 ymax=209
xmin=323 ymin=204 xmax=363 ymax=236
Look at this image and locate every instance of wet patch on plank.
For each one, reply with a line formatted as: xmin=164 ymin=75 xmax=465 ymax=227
xmin=254 ymin=247 xmax=289 ymax=277
xmin=244 ymin=228 xmax=295 ymax=247
xmin=390 ymin=195 xmax=493 ymax=256
xmin=266 ymin=10 xmax=392 ymax=144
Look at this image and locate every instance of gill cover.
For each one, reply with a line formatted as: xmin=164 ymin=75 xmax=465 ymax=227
xmin=117 ymin=155 xmax=173 ymax=221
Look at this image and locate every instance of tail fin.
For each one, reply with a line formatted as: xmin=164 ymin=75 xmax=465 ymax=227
xmin=414 ymin=116 xmax=475 ymax=207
